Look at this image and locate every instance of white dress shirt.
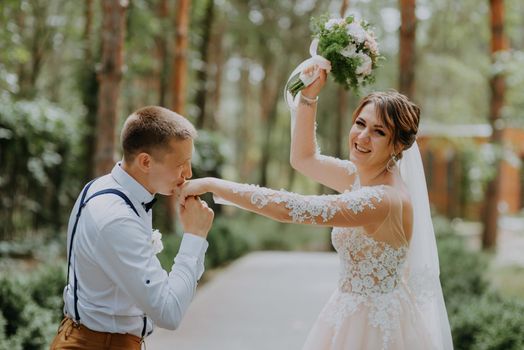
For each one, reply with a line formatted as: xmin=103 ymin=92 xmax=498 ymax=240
xmin=63 ymin=162 xmax=208 ymax=337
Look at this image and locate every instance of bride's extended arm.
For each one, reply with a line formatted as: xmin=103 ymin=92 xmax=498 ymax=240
xmin=290 ymin=67 xmax=357 ymax=193
xmin=181 ymin=178 xmax=391 ymax=228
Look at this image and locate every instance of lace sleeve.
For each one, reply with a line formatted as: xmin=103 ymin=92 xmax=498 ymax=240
xmin=213 ymin=180 xmax=390 ymax=228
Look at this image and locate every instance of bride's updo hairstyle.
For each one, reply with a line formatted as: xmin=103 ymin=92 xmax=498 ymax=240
xmin=351 ymin=90 xmax=420 ymax=160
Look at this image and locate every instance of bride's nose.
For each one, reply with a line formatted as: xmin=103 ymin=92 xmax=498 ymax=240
xmin=357 ymin=128 xmax=371 ymax=142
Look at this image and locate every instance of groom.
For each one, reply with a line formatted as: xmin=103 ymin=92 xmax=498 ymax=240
xmin=50 ymin=106 xmax=214 ymax=349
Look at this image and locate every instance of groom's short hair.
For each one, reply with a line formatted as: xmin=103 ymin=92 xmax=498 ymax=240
xmin=121 ymin=106 xmax=197 ymax=162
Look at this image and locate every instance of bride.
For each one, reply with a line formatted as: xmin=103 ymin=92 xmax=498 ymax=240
xmin=180 ymin=66 xmax=453 ymax=350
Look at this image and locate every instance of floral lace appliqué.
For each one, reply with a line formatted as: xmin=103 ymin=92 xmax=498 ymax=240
xmin=324 ymin=225 xmax=410 ymax=349
xmin=320 ymin=287 xmax=409 ymax=349
xmin=229 ymin=184 xmax=384 ymax=224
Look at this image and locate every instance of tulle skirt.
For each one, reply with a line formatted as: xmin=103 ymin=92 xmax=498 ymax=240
xmin=302 ymin=286 xmax=435 ymax=350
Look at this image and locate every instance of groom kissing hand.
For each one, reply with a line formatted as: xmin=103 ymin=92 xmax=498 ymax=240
xmin=50 ymin=106 xmax=214 ymax=350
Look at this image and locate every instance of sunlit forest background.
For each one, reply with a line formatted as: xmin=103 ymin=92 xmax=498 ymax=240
xmin=1 ymin=0 xmax=524 ymax=349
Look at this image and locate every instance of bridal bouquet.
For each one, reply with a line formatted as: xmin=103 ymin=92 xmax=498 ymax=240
xmin=287 ymin=14 xmax=382 ymax=99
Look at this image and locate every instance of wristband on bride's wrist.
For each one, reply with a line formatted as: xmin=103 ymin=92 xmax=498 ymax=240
xmin=299 ymin=93 xmax=318 ymax=107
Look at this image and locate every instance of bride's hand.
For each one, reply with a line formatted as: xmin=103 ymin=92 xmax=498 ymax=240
xmin=179 ymin=178 xmax=212 ymax=205
xmin=301 ymin=64 xmax=327 ymax=99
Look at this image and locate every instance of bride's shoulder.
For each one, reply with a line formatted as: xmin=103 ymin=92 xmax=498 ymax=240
xmin=353 ymin=184 xmax=405 ymax=205
xmin=378 ymin=184 xmax=413 ymax=210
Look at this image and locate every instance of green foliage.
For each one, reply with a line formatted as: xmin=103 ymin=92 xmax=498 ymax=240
xmin=415 ymin=54 xmax=489 ymax=124
xmin=204 ymin=218 xmax=249 ymax=268
xmin=437 ymin=231 xmax=489 ymax=313
xmin=435 ymin=219 xmax=524 ymax=349
xmin=29 ymin=264 xmax=66 ymax=317
xmin=0 ymin=278 xmax=29 ymax=337
xmin=0 ymin=263 xmax=63 ymax=350
xmin=0 ymin=95 xmax=82 ymax=238
xmin=496 ymin=50 xmax=524 ymax=126
xmin=451 ymin=294 xmax=524 ymax=350
xmin=156 ymin=217 xmax=250 ymax=271
xmin=155 ymin=233 xmax=183 ymax=271
xmin=192 ymin=130 xmax=227 ymax=179
xmin=458 ymin=141 xmax=500 ymax=203
xmin=225 ymin=211 xmax=330 ymax=252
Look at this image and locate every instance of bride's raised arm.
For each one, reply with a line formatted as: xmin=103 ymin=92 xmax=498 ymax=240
xmin=290 ymin=67 xmax=356 ymax=193
xmin=180 ymin=178 xmax=391 ymax=229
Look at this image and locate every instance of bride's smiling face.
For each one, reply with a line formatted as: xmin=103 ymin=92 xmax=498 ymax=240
xmin=348 ymin=103 xmax=395 ymax=167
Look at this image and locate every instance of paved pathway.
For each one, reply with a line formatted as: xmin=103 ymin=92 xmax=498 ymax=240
xmin=147 ymin=251 xmax=339 ymax=350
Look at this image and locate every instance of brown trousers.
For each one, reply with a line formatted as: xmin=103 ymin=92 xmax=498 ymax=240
xmin=49 ymin=317 xmax=142 ymax=350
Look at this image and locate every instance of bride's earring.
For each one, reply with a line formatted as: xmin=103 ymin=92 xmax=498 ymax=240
xmin=386 ymin=153 xmax=398 ymax=172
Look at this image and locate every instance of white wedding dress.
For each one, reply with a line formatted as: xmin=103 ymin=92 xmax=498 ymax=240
xmin=301 ymin=175 xmax=435 ymax=350
xmin=216 ymin=150 xmax=452 ymax=350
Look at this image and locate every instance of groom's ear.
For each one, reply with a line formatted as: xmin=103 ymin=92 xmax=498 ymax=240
xmin=135 ymin=152 xmax=153 ymax=173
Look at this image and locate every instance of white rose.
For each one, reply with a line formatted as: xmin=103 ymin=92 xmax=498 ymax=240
xmin=340 ymin=44 xmax=357 ymax=58
xmin=355 ymin=53 xmax=372 ymax=76
xmin=151 ymin=229 xmax=164 ymax=255
xmin=346 ymin=22 xmax=367 ymax=43
xmin=325 ymin=18 xmax=340 ymax=30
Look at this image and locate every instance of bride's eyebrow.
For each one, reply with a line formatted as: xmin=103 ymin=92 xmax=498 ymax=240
xmin=356 ymin=117 xmax=386 ymax=130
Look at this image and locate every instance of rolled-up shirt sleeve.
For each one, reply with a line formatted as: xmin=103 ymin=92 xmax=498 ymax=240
xmin=95 ymin=216 xmax=208 ymax=330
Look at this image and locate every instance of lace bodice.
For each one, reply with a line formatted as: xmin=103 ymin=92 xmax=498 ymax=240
xmin=332 ymin=226 xmax=408 ymax=296
xmin=323 ymin=182 xmax=412 ymax=350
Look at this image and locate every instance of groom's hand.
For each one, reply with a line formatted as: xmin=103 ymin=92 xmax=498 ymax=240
xmin=179 ymin=196 xmax=214 ymax=238
xmin=179 ymin=179 xmax=209 ymax=205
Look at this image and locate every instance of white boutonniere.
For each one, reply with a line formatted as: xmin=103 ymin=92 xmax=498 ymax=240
xmin=151 ymin=229 xmax=164 ymax=254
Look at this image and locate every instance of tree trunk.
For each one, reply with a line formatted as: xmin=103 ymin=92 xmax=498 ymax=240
xmin=194 ymin=0 xmax=215 ymax=129
xmin=16 ymin=1 xmax=52 ymax=98
xmin=259 ymin=62 xmax=283 ymax=187
xmin=85 ymin=0 xmax=94 ymax=63
xmin=82 ymin=0 xmax=98 ymax=181
xmin=208 ymin=20 xmax=225 ymax=130
xmin=399 ymin=0 xmax=416 ymax=99
xmin=167 ymin=0 xmax=191 ymax=232
xmin=94 ymin=0 xmax=128 ymax=176
xmin=171 ymin=0 xmax=191 ymax=114
xmin=29 ymin=5 xmax=46 ymax=90
xmin=482 ymin=0 xmax=507 ymax=250
xmin=155 ymin=0 xmax=169 ymax=106
xmin=340 ymin=0 xmax=349 ymax=17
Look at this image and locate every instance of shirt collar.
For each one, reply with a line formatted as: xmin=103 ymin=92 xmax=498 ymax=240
xmin=111 ymin=162 xmax=155 ymax=206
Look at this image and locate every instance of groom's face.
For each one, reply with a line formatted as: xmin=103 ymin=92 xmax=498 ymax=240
xmin=149 ymin=138 xmax=193 ymax=196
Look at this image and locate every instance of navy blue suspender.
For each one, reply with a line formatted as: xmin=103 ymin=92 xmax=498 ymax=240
xmin=66 ymin=180 xmax=148 ymax=338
